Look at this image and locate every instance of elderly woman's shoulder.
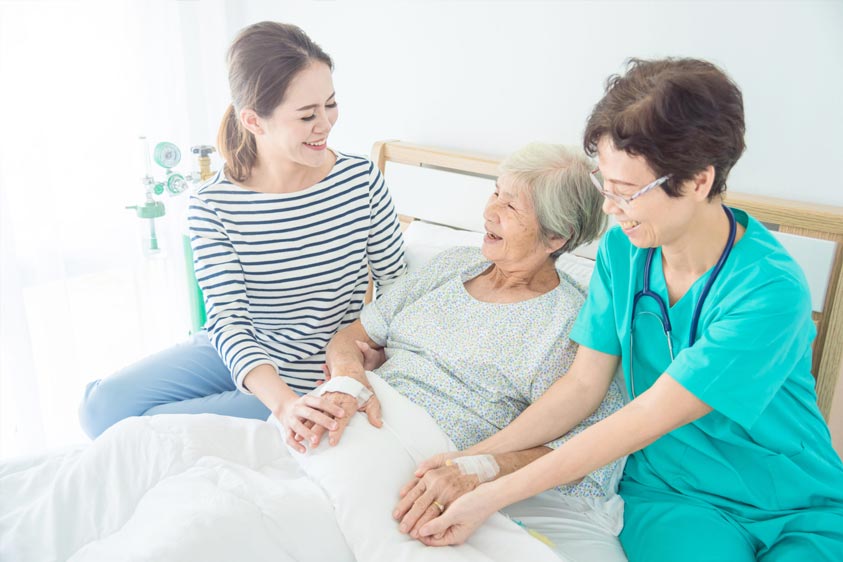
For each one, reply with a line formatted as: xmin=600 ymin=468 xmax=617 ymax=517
xmin=414 ymin=246 xmax=486 ymax=279
xmin=427 ymin=245 xmax=485 ymax=269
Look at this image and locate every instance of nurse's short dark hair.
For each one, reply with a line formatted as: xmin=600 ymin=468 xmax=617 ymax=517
xmin=583 ymin=58 xmax=746 ymax=200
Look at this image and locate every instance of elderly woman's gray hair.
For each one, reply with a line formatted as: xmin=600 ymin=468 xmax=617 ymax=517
xmin=499 ymin=143 xmax=607 ymax=258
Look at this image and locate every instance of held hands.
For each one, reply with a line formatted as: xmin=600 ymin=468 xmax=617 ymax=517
xmin=394 ymin=457 xmax=480 ymax=538
xmin=416 ymin=486 xmax=498 ymax=547
xmin=317 ymin=385 xmax=382 ymax=446
xmin=275 ymin=392 xmax=347 ymax=454
xmin=293 ymin=340 xmax=386 ymax=448
xmin=291 ymin=387 xmax=382 ymax=449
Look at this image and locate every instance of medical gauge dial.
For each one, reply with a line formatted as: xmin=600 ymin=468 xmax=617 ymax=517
xmin=153 ymin=142 xmax=182 ymax=169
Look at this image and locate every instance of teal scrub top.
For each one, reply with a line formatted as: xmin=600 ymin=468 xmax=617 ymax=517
xmin=569 ymin=208 xmax=843 ymax=516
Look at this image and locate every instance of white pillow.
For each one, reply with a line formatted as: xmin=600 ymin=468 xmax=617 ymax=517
xmin=402 ymin=221 xmax=484 ymax=275
xmin=279 ymin=373 xmax=559 ymax=562
xmin=555 ymin=253 xmax=595 ymax=289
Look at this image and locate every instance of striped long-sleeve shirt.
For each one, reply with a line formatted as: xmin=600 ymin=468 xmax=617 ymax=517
xmin=188 ymin=152 xmax=406 ymax=394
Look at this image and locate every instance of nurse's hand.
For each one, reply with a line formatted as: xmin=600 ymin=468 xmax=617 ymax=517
xmin=394 ymin=461 xmax=480 ymax=538
xmin=417 ymin=485 xmax=498 ymax=546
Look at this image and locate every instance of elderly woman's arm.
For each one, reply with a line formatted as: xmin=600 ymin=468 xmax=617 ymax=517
xmin=468 ymin=345 xmax=620 ymax=456
xmin=393 ymin=446 xmax=553 ymax=537
xmin=305 ymin=320 xmax=385 ymax=446
xmin=418 ymin=369 xmax=712 ymax=546
xmin=325 ymin=319 xmax=381 ymax=382
xmin=393 ymin=345 xmax=618 ymax=535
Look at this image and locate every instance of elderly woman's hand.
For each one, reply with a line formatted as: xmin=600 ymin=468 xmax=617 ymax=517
xmin=299 ymin=371 xmax=383 ymax=447
xmin=394 ymin=459 xmax=481 ymax=538
xmin=412 ymin=451 xmax=462 ymax=478
xmin=416 ymin=484 xmax=499 ymax=547
xmin=319 ymin=381 xmax=382 ymax=446
xmin=299 ymin=345 xmax=386 ymax=446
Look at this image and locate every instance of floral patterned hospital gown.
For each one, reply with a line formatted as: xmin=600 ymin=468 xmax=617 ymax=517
xmin=360 ymin=247 xmax=624 ymax=498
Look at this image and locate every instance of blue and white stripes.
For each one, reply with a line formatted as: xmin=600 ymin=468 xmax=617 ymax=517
xmin=188 ymin=152 xmax=406 ymax=394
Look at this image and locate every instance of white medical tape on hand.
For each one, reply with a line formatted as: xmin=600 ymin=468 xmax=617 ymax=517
xmin=449 ymin=454 xmax=500 ymax=483
xmin=310 ymin=376 xmax=373 ymax=408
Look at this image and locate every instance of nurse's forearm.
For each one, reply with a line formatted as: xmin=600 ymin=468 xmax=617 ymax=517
xmin=483 ymin=373 xmax=712 ymax=510
xmin=464 ymin=374 xmax=597 ymax=455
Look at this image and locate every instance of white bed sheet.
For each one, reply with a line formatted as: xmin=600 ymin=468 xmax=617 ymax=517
xmin=0 ymin=404 xmax=558 ymax=562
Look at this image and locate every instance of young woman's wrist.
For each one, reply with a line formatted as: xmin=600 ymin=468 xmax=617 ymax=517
xmin=244 ymin=366 xmax=297 ymax=415
xmin=273 ymin=388 xmax=299 ymax=415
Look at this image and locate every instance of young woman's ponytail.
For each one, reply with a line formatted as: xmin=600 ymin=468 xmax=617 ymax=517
xmin=217 ymin=103 xmax=257 ymax=183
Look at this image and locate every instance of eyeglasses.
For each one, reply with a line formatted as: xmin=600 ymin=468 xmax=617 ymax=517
xmin=589 ymin=168 xmax=672 ymax=209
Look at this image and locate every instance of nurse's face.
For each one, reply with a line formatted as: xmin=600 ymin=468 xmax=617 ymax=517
xmin=595 ymin=137 xmax=696 ymax=249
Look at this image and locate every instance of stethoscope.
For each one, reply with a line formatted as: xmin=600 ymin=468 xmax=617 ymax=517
xmin=628 ymin=205 xmax=737 ymax=399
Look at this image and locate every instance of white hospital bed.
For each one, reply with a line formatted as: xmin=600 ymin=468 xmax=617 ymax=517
xmin=371 ymin=140 xmax=843 ymax=422
xmin=2 ymin=140 xmax=841 ymax=562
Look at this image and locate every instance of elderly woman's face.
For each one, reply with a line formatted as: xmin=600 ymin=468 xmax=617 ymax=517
xmin=482 ymin=175 xmax=550 ymax=266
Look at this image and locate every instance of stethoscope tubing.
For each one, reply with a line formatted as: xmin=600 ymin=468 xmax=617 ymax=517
xmin=629 ymin=205 xmax=737 ymax=399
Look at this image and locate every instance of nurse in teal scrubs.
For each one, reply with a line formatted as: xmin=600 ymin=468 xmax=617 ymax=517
xmin=416 ymin=58 xmax=843 ymax=561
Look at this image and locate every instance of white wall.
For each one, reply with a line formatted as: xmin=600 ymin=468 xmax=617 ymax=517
xmin=201 ymin=0 xmax=843 ymax=450
xmin=209 ymin=0 xmax=843 ymax=206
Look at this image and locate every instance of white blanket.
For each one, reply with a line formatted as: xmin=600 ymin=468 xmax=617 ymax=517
xmin=1 ymin=415 xmax=352 ymax=562
xmin=1 ymin=375 xmax=559 ymax=562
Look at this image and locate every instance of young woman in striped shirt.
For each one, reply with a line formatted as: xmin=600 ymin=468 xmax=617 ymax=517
xmin=79 ymin=22 xmax=406 ymax=447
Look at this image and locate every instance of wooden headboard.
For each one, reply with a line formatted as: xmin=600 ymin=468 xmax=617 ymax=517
xmin=372 ymin=140 xmax=843 ymax=421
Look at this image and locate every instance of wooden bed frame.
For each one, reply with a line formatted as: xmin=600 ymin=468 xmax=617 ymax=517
xmin=371 ymin=140 xmax=843 ymax=421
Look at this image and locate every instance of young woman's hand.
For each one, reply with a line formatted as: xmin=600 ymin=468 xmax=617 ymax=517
xmin=275 ymin=393 xmax=347 ymax=453
xmin=355 ymin=340 xmax=387 ymax=371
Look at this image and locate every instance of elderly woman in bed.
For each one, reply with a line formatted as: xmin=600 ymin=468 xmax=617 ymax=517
xmin=309 ymin=143 xmax=628 ymax=561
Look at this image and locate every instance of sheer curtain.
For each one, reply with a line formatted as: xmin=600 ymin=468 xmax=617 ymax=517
xmin=0 ymin=0 xmax=229 ymax=458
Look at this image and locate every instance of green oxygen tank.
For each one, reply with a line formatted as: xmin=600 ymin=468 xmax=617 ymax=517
xmin=183 ymin=144 xmax=216 ymax=333
xmin=128 ymin=137 xmax=214 ymax=334
xmin=183 ymin=234 xmax=207 ymax=334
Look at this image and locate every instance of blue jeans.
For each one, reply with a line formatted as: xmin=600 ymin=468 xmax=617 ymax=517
xmin=79 ymin=331 xmax=271 ymax=438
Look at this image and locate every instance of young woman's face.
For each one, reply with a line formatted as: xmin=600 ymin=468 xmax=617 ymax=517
xmin=258 ymin=61 xmax=339 ymax=168
xmin=595 ymin=137 xmax=695 ymax=249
